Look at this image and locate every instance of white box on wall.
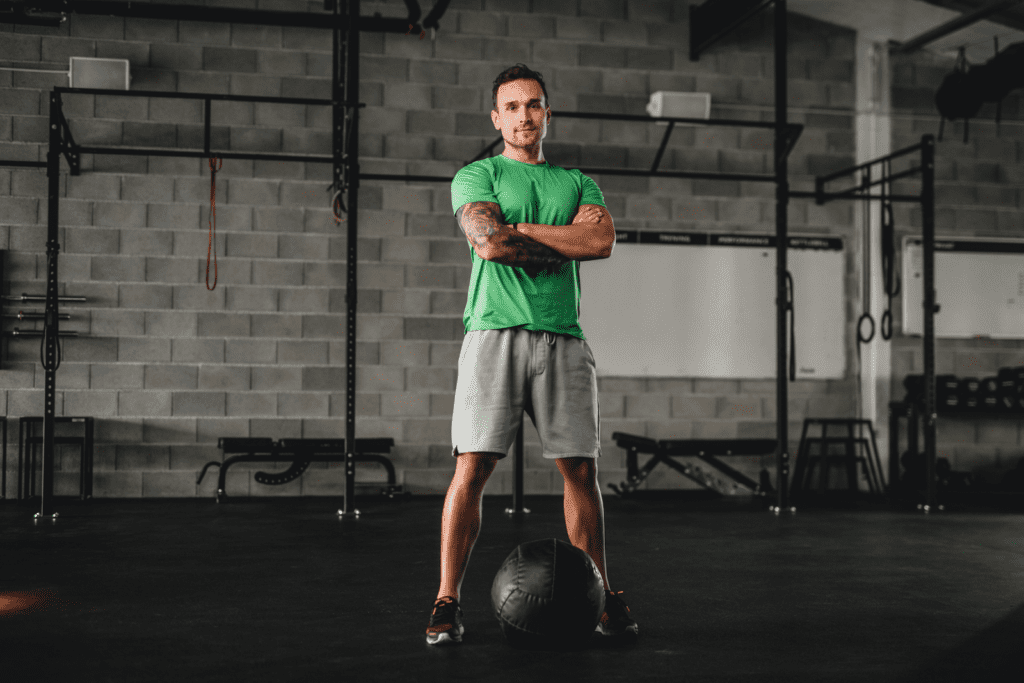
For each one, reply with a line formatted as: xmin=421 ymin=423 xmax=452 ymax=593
xmin=646 ymin=91 xmax=711 ymax=125
xmin=69 ymin=57 xmax=131 ymax=89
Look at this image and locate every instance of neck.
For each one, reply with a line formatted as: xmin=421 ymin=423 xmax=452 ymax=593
xmin=504 ymin=151 xmax=545 ymax=164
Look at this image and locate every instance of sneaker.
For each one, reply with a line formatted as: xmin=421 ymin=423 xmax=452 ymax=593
xmin=426 ymin=596 xmax=464 ymax=646
xmin=595 ymin=590 xmax=638 ymax=643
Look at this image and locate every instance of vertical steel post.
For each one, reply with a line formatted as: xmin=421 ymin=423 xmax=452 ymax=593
xmin=773 ymin=0 xmax=791 ymax=513
xmin=920 ymin=134 xmax=937 ymax=511
xmin=506 ymin=425 xmax=529 ymax=516
xmin=40 ymin=90 xmax=63 ymax=519
xmin=338 ymin=0 xmax=361 ymax=517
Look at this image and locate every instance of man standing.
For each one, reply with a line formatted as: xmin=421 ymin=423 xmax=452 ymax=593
xmin=425 ymin=63 xmax=638 ymax=646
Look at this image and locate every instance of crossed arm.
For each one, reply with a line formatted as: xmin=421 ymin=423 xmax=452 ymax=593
xmin=455 ymin=201 xmax=615 ymax=271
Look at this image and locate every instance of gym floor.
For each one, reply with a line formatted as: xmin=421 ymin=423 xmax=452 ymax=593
xmin=1 ymin=492 xmax=1021 ymax=683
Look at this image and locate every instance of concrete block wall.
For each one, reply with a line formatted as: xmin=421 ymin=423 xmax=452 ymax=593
xmin=1 ymin=0 xmax=864 ymax=499
xmin=887 ymin=48 xmax=1024 ymax=486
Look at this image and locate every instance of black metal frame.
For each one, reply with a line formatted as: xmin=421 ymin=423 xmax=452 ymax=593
xmin=0 ymin=0 xmax=940 ymax=516
xmin=690 ymin=0 xmax=777 ymax=61
xmin=892 ymin=0 xmax=1024 ymax=54
xmin=0 ymin=0 xmax=807 ymax=519
xmin=691 ymin=0 xmax=796 ymax=513
xmin=794 ymin=137 xmax=939 ymax=511
xmin=0 ymin=0 xmax=443 ymax=32
xmin=691 ymin=0 xmax=938 ymax=513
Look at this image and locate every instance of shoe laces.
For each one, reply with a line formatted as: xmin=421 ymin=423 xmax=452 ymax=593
xmin=604 ymin=589 xmax=630 ymax=613
xmin=433 ymin=596 xmax=458 ymax=615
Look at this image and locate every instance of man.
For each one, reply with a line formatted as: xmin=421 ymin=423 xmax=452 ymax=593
xmin=425 ymin=63 xmax=638 ymax=646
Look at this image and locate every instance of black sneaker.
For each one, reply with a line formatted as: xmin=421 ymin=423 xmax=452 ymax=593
xmin=426 ymin=596 xmax=464 ymax=645
xmin=595 ymin=589 xmax=638 ymax=644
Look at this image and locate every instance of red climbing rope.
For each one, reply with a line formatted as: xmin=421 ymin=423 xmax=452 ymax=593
xmin=206 ymin=156 xmax=223 ymax=291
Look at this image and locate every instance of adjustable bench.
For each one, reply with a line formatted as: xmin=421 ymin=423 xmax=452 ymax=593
xmin=197 ymin=437 xmax=404 ymax=503
xmin=609 ymin=432 xmax=778 ymax=497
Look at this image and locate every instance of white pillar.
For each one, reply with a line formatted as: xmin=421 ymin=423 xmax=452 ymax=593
xmin=854 ymin=36 xmax=894 ymax=477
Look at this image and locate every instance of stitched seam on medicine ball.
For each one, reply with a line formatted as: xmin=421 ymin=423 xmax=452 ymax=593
xmin=549 ymin=538 xmax=556 ymax=601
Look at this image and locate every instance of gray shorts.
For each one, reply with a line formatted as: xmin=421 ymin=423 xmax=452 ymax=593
xmin=451 ymin=327 xmax=601 ymax=460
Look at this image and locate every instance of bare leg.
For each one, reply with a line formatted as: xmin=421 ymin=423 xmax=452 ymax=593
xmin=437 ymin=452 xmax=498 ymax=601
xmin=557 ymin=457 xmax=610 ymax=592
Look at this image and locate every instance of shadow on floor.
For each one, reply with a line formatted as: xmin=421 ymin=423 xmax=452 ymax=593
xmin=904 ymin=602 xmax=1024 ymax=683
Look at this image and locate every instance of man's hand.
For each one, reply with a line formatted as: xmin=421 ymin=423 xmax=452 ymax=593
xmin=514 ymin=205 xmax=611 ymax=277
xmin=572 ymin=205 xmax=606 ymax=225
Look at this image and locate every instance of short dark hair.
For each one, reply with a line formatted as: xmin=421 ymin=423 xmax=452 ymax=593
xmin=491 ymin=63 xmax=549 ymax=112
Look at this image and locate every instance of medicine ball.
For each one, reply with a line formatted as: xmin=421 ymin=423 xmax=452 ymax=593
xmin=491 ymin=538 xmax=606 ymax=650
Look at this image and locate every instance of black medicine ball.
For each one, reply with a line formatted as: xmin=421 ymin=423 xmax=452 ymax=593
xmin=491 ymin=538 xmax=606 ymax=650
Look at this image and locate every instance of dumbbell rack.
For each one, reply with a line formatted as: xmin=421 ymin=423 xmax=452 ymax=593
xmin=895 ymin=369 xmax=1024 ymax=510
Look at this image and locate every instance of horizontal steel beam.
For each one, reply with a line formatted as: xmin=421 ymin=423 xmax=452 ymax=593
xmin=790 ymin=190 xmax=922 ymax=204
xmin=0 ymin=160 xmax=47 ymax=168
xmin=560 ymin=111 xmax=803 ymax=134
xmin=54 ymin=87 xmax=332 ymax=106
xmin=892 ymin=0 xmax=1024 ymax=54
xmin=690 ymin=0 xmax=776 ymax=61
xmin=817 ymin=140 xmax=925 ymax=183
xmin=73 ymin=146 xmax=330 ymax=165
xmin=0 ymin=0 xmax=432 ymax=32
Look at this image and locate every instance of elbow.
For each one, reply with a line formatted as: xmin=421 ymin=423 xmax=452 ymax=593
xmin=477 ymin=240 xmax=496 ymax=261
xmin=601 ymin=234 xmax=616 ymax=259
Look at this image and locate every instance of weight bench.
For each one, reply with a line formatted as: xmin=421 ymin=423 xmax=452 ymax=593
xmin=197 ymin=437 xmax=403 ymax=503
xmin=609 ymin=432 xmax=778 ymax=497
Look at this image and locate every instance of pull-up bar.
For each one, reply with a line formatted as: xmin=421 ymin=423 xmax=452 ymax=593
xmin=0 ymin=0 xmax=445 ymax=34
xmin=50 ymin=87 xmax=336 ymax=174
xmin=45 ymin=86 xmax=806 ymax=187
xmin=795 ymin=135 xmax=940 ymax=511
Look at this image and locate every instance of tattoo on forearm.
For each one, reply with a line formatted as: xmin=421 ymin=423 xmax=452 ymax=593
xmin=457 ymin=201 xmax=568 ymax=275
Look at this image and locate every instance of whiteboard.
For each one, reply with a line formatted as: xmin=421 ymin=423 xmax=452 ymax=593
xmin=902 ymin=236 xmax=1024 ymax=339
xmin=580 ymin=231 xmax=846 ymax=379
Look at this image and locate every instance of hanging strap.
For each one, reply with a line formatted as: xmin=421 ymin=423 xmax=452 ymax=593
xmin=880 ymin=159 xmax=900 ymax=341
xmin=206 ymin=157 xmax=223 ymax=291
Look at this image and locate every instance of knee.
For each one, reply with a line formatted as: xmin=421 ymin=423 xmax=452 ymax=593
xmin=455 ymin=452 xmax=499 ymax=489
xmin=558 ymin=457 xmax=597 ymax=484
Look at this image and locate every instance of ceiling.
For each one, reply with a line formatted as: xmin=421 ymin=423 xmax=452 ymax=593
xmin=787 ymin=0 xmax=1024 ymax=62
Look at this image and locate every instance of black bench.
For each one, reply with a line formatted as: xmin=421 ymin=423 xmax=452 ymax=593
xmin=197 ymin=437 xmax=402 ymax=503
xmin=609 ymin=432 xmax=777 ymax=497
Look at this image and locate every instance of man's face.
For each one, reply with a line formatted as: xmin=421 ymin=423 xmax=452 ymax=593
xmin=490 ymin=78 xmax=550 ymax=150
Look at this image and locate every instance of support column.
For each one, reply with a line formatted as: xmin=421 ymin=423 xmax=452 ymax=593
xmin=40 ymin=90 xmax=63 ymax=520
xmin=773 ymin=0 xmax=792 ymax=513
xmin=921 ymin=135 xmax=937 ymax=511
xmin=337 ymin=0 xmax=361 ymax=518
xmin=853 ymin=36 xmax=893 ymax=484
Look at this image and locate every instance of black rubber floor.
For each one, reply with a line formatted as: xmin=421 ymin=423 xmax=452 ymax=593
xmin=2 ymin=493 xmax=1022 ymax=683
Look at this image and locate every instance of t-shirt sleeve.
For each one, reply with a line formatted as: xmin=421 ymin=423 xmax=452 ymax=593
xmin=579 ymin=173 xmax=606 ymax=208
xmin=451 ymin=162 xmax=498 ymax=216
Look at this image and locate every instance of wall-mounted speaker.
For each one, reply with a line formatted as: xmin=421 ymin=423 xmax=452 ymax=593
xmin=69 ymin=57 xmax=131 ymax=90
xmin=646 ymin=91 xmax=711 ymax=126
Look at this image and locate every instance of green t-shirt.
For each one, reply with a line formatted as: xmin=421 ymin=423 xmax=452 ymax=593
xmin=450 ymin=154 xmax=606 ymax=340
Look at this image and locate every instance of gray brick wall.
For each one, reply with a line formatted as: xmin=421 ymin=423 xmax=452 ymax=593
xmin=2 ymin=1 xmax=923 ymax=500
xmin=888 ymin=48 xmax=1024 ymax=486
